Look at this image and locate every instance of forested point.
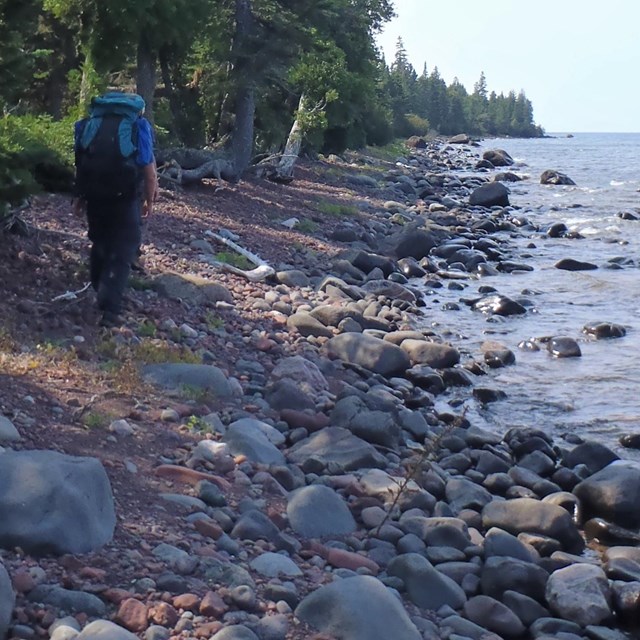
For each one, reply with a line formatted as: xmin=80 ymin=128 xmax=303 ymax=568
xmin=0 ymin=0 xmax=544 ymax=224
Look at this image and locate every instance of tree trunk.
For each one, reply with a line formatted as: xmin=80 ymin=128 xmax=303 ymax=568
xmin=159 ymin=48 xmax=184 ymax=139
xmin=229 ymin=0 xmax=256 ymax=178
xmin=137 ymin=33 xmax=157 ymax=123
xmin=276 ymin=93 xmax=307 ymax=179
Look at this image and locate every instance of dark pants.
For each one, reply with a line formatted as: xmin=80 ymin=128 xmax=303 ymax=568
xmin=86 ymin=197 xmax=141 ymax=315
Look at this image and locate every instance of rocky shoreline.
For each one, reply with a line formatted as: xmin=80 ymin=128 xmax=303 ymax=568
xmin=0 ymin=139 xmax=638 ymax=640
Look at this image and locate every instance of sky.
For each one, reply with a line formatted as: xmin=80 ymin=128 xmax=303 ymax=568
xmin=376 ymin=0 xmax=640 ymax=133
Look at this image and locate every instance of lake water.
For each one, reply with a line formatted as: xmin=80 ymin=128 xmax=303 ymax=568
xmin=422 ymin=133 xmax=640 ymax=457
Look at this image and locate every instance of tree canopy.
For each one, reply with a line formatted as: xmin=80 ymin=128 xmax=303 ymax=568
xmin=0 ymin=4 xmax=544 ymax=212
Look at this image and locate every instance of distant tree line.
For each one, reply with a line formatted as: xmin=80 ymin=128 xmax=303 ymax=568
xmin=382 ymin=38 xmax=544 ymax=139
xmin=0 ymin=1 xmax=543 ymax=219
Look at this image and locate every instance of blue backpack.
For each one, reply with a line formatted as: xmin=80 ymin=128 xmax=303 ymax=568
xmin=75 ymin=92 xmax=145 ymax=200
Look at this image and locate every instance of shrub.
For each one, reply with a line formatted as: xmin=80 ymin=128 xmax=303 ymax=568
xmin=0 ymin=114 xmax=75 ymax=196
xmin=396 ymin=113 xmax=430 ymax=138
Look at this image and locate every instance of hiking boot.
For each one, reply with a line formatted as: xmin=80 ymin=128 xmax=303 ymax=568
xmin=99 ymin=311 xmax=122 ymax=328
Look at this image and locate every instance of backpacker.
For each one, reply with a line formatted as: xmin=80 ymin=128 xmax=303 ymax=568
xmin=75 ymin=92 xmax=145 ymax=200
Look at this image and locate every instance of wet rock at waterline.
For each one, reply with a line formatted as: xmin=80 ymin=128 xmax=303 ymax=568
xmin=546 ymin=222 xmax=569 ymax=238
xmin=619 ymin=433 xmax=640 ymax=449
xmin=583 ymin=517 xmax=640 ymax=546
xmin=583 ymin=322 xmax=626 ymax=339
xmin=468 ymin=182 xmax=510 ymax=208
xmin=555 ymin=257 xmax=598 ymax=271
xmin=324 ymin=334 xmax=411 ymax=376
xmin=483 ymin=148 xmax=515 ymax=167
xmin=473 ymin=387 xmax=507 ymax=404
xmin=400 ymin=340 xmax=460 ymax=368
xmin=574 ymin=462 xmax=640 ymax=528
xmin=471 ymin=294 xmax=527 ymax=316
xmin=482 ymin=497 xmax=585 ymax=553
xmin=547 ymin=337 xmax=582 ymax=358
xmin=541 ymin=169 xmax=576 ymax=185
xmin=492 ymin=171 xmax=522 ymax=182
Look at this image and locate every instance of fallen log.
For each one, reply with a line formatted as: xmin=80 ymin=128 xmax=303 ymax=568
xmin=156 ymin=148 xmax=238 ymax=188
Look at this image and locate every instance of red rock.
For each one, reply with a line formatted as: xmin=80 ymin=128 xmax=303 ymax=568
xmin=12 ymin=569 xmax=35 ymax=593
xmin=102 ymin=588 xmax=134 ymax=604
xmin=148 ymin=601 xmax=179 ymax=627
xmin=199 ymin=591 xmax=227 ymax=618
xmin=79 ymin=567 xmax=107 ymax=581
xmin=114 ymin=598 xmax=148 ymax=632
xmin=309 ymin=541 xmax=379 ymax=573
xmin=154 ymin=465 xmax=231 ymax=490
xmin=193 ymin=518 xmax=223 ymax=540
xmin=254 ymin=337 xmax=276 ymax=352
xmin=172 ymin=593 xmax=200 ymax=612
xmin=325 ymin=548 xmax=380 ymax=574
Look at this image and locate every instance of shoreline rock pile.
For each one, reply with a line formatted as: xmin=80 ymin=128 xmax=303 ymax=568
xmin=1 ymin=139 xmax=636 ymax=640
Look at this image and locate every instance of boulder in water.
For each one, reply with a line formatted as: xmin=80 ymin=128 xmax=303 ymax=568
xmin=582 ymin=322 xmax=626 ymax=339
xmin=483 ymin=149 xmax=515 ymax=167
xmin=547 ymin=336 xmax=582 ymax=358
xmin=541 ymin=170 xmax=576 ymax=185
xmin=555 ymin=258 xmax=598 ymax=271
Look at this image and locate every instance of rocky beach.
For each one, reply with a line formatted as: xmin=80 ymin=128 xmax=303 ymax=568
xmin=0 ymin=137 xmax=638 ymax=640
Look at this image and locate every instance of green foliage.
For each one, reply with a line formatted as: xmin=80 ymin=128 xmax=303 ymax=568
xmin=82 ymin=410 xmax=114 ymax=429
xmin=214 ymin=251 xmax=252 ymax=270
xmin=296 ymin=218 xmax=318 ymax=233
xmin=137 ymin=320 xmax=157 ymax=338
xmin=205 ymin=312 xmax=224 ymax=331
xmin=364 ymin=140 xmax=408 ymax=162
xmin=396 ymin=113 xmax=430 ymax=138
xmin=316 ymin=200 xmax=359 ymax=217
xmin=184 ymin=414 xmax=213 ymax=433
xmin=0 ymin=114 xmax=74 ymax=207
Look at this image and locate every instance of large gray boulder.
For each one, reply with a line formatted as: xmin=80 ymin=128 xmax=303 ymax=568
xmin=75 ymin=621 xmax=138 ymax=640
xmin=325 ymin=334 xmax=411 ymax=377
xmin=287 ymin=428 xmax=387 ymax=472
xmin=143 ymin=363 xmax=233 ymax=398
xmin=269 ymin=356 xmax=328 ymax=394
xmin=483 ymin=149 xmax=514 ymax=167
xmin=387 ymin=553 xmax=467 ymax=610
xmin=0 ymin=563 xmax=14 ymax=640
xmin=540 ymin=170 xmax=576 ymax=186
xmin=545 ymin=564 xmax=612 ymax=626
xmin=223 ymin=420 xmax=285 ymax=465
xmin=392 ymin=228 xmax=442 ymax=260
xmin=469 ymin=182 xmax=510 ymax=208
xmin=482 ymin=497 xmax=584 ymax=553
xmin=574 ymin=461 xmax=640 ymax=528
xmin=400 ymin=340 xmax=460 ymax=368
xmin=152 ymin=272 xmax=233 ymax=305
xmin=0 ymin=450 xmax=115 ymax=555
xmin=287 ymin=485 xmax=356 ymax=539
xmin=295 ymin=575 xmax=421 ymax=640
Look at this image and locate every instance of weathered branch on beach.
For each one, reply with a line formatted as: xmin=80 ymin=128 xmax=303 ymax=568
xmin=204 ymin=230 xmax=276 ymax=282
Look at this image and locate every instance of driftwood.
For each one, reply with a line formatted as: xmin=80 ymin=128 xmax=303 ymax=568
xmin=156 ymin=148 xmax=237 ymax=189
xmin=204 ymin=230 xmax=276 ymax=282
